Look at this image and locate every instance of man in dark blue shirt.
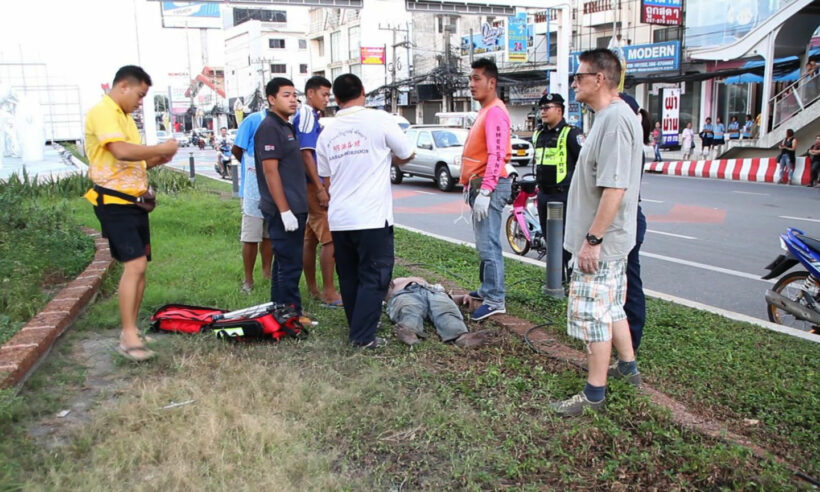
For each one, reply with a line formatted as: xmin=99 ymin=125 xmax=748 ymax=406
xmin=254 ymin=78 xmax=309 ymax=315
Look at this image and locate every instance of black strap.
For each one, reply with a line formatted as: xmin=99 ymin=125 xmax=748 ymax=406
xmin=93 ymin=184 xmax=139 ymax=203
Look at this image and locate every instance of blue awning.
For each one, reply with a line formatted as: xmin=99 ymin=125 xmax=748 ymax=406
xmin=723 ymin=68 xmax=801 ymax=84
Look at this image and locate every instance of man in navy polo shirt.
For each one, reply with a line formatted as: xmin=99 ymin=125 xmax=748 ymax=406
xmin=254 ymin=77 xmax=309 ymax=315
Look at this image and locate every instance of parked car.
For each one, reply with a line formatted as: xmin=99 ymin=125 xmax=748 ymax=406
xmin=510 ymin=134 xmax=534 ymax=166
xmin=394 ymin=125 xmax=467 ymax=192
xmin=173 ymin=132 xmax=190 ymax=147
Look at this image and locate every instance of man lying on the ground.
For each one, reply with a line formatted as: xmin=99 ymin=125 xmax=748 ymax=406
xmin=385 ymin=277 xmax=492 ymax=348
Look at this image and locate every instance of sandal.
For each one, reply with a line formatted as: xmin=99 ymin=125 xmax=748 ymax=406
xmin=116 ymin=344 xmax=156 ymax=362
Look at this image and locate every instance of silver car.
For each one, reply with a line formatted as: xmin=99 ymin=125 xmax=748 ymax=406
xmin=393 ymin=126 xmax=467 ymax=192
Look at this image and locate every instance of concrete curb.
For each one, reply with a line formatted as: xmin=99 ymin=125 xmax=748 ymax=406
xmin=644 ymin=156 xmax=814 ymax=185
xmin=0 ymin=227 xmax=113 ymax=390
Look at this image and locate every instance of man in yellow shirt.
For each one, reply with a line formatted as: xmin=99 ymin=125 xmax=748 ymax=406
xmin=84 ymin=65 xmax=178 ymax=361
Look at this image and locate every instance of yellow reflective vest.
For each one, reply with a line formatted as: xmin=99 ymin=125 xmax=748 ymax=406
xmin=533 ymin=125 xmax=571 ymax=185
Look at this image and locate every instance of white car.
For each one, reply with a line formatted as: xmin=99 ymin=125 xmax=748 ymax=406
xmin=510 ymin=136 xmax=534 ymax=166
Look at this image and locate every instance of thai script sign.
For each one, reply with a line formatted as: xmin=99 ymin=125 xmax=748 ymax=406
xmin=641 ymin=0 xmax=682 ymax=26
xmin=662 ymin=87 xmax=680 ymax=146
xmin=360 ymin=47 xmax=386 ymax=65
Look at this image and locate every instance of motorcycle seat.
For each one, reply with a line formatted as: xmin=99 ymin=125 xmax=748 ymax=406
xmin=796 ymin=234 xmax=820 ymax=254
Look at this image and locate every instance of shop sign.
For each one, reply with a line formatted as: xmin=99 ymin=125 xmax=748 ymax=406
xmin=461 ymin=22 xmax=505 ymax=56
xmin=662 ymin=88 xmax=680 ymax=146
xmin=641 ymin=0 xmax=682 ymax=26
xmin=507 ymin=13 xmax=528 ymax=63
xmin=571 ymin=41 xmax=679 ymax=74
xmin=360 ymin=47 xmax=386 ymax=65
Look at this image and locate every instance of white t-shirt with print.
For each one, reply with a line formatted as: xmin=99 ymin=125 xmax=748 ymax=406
xmin=316 ymin=106 xmax=413 ymax=231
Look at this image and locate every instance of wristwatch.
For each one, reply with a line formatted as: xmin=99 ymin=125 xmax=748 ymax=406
xmin=585 ymin=233 xmax=603 ymax=246
xmin=478 ymin=188 xmax=492 ymax=197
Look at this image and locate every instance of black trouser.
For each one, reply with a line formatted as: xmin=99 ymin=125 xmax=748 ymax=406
xmin=624 ymin=205 xmax=647 ymax=351
xmin=332 ymin=223 xmax=394 ymax=345
xmin=265 ymin=211 xmax=307 ymax=314
xmin=537 ymin=187 xmax=571 ymax=281
xmin=811 ymin=157 xmax=820 ymax=185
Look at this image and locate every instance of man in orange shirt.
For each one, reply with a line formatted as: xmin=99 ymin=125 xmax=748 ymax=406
xmin=459 ymin=58 xmax=513 ymax=321
xmin=84 ymin=65 xmax=179 ymax=361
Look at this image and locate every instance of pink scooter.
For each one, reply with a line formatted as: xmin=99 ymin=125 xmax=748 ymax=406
xmin=505 ymin=174 xmax=547 ymax=259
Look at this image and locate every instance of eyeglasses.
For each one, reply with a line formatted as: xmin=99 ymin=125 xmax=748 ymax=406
xmin=539 ymin=105 xmax=560 ymax=111
xmin=572 ymin=72 xmax=599 ymax=82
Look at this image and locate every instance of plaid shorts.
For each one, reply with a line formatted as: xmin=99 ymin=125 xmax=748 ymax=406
xmin=567 ymin=259 xmax=628 ymax=343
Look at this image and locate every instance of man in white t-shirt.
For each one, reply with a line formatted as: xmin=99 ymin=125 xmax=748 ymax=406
xmin=316 ymin=74 xmax=414 ymax=349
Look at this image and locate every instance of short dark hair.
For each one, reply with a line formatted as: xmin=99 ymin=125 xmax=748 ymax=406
xmin=638 ymin=109 xmax=651 ymax=145
xmin=471 ymin=58 xmax=498 ymax=81
xmin=220 ymin=127 xmax=227 ymax=130
xmin=113 ymin=65 xmax=152 ymax=86
xmin=266 ymin=77 xmax=294 ymax=97
xmin=332 ymin=73 xmax=364 ymax=104
xmin=305 ymin=75 xmax=332 ymax=93
xmin=786 ymin=128 xmax=794 ymax=137
xmin=578 ymin=49 xmax=621 ymax=89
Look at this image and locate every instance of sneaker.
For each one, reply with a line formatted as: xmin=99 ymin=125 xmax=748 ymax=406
xmin=471 ymin=304 xmax=506 ymax=321
xmin=607 ymin=360 xmax=642 ymax=387
xmin=355 ymin=337 xmax=387 ymax=350
xmin=468 ymin=291 xmax=483 ymax=301
xmin=549 ymin=392 xmax=605 ymax=417
xmin=393 ymin=324 xmax=420 ymax=346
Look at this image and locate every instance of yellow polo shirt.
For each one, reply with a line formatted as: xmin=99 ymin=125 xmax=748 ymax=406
xmin=83 ymin=95 xmax=147 ymax=205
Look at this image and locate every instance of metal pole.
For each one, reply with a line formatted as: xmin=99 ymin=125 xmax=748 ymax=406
xmin=188 ymin=152 xmax=195 ymax=182
xmin=544 ymin=201 xmax=565 ymax=298
xmin=231 ymin=161 xmax=239 ymax=197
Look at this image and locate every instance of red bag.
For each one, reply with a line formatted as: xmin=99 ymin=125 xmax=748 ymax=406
xmin=150 ymin=303 xmax=307 ymax=341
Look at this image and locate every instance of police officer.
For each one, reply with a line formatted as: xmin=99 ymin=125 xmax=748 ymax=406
xmin=533 ymin=93 xmax=582 ymax=280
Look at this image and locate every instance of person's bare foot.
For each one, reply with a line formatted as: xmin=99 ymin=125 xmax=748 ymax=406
xmin=321 ymin=289 xmax=343 ymax=306
xmin=307 ymin=287 xmax=322 ymax=300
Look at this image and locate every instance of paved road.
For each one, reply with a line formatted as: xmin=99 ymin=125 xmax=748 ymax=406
xmin=168 ymin=146 xmax=235 ymax=183
xmin=390 ymin=171 xmax=820 ymax=322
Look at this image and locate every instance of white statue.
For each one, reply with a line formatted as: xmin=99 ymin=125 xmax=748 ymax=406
xmin=0 ymin=84 xmax=20 ymax=167
xmin=14 ymin=94 xmax=44 ymax=163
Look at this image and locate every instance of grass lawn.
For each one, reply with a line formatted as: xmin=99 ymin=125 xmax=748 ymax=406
xmin=0 ymin=176 xmax=817 ymax=490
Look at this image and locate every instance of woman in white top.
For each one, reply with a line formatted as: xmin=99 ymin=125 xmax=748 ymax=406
xmin=681 ymin=121 xmax=695 ymax=160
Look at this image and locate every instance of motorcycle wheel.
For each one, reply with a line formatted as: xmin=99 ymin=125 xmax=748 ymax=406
xmin=767 ymin=271 xmax=820 ymax=332
xmin=506 ymin=214 xmax=530 ymax=256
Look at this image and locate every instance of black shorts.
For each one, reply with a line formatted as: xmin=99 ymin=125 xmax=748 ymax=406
xmin=93 ymin=203 xmax=151 ymax=262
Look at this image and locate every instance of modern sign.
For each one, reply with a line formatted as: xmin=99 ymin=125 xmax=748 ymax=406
xmin=571 ymin=42 xmax=680 ymax=74
xmin=360 ymin=47 xmax=386 ymax=65
xmin=662 ymin=87 xmax=680 ymax=147
xmin=160 ymin=2 xmax=222 ymax=29
xmin=461 ymin=22 xmax=505 ymax=56
xmin=507 ymin=13 xmax=528 ymax=63
xmin=641 ymin=0 xmax=682 ymax=26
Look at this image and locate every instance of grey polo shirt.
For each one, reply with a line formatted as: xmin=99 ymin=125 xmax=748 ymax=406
xmin=254 ymin=110 xmax=308 ymax=217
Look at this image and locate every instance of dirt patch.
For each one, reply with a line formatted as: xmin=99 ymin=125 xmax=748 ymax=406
xmin=27 ymin=330 xmax=125 ymax=449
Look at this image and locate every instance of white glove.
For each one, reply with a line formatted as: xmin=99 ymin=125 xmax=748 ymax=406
xmin=472 ymin=193 xmax=491 ymax=222
xmin=281 ymin=210 xmax=298 ymax=232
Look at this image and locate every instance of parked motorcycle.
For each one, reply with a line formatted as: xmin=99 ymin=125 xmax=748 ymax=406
xmin=505 ymin=174 xmax=547 ymax=259
xmin=762 ymin=227 xmax=820 ymax=334
xmin=214 ymin=139 xmax=233 ymax=180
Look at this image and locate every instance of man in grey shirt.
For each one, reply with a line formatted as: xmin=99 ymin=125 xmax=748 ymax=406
xmin=550 ymin=49 xmax=643 ymax=417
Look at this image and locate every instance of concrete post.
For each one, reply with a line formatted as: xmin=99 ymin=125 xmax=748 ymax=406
xmin=188 ymin=152 xmax=195 ymax=182
xmin=231 ymin=162 xmax=239 ymax=197
xmin=544 ymin=201 xmax=565 ymax=298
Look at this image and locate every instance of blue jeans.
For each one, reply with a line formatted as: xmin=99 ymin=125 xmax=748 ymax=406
xmin=470 ymin=177 xmax=512 ymax=310
xmin=624 ymin=205 xmax=646 ymax=351
xmin=265 ymin=211 xmax=307 ymax=314
xmin=653 ymin=143 xmax=662 ymax=161
xmin=386 ymin=283 xmax=467 ymax=342
xmin=778 ymin=154 xmax=794 ymax=183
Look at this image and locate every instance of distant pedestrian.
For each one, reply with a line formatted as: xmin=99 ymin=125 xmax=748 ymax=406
xmin=807 ymin=134 xmax=820 ymax=187
xmin=315 ymin=74 xmax=414 ymax=349
xmin=699 ymin=117 xmax=714 ymax=158
xmin=713 ymin=116 xmax=726 ymax=155
xmin=681 ymin=122 xmax=695 ymax=160
xmin=742 ymin=114 xmax=753 ymax=139
xmin=459 ymin=58 xmax=513 ymax=321
xmin=83 ymin=65 xmax=179 ymax=362
xmin=777 ymin=128 xmax=798 ymax=185
xmin=727 ymin=116 xmax=740 ymax=140
xmin=651 ymin=121 xmax=662 ymax=161
xmin=231 ymin=110 xmax=272 ymax=293
xmin=550 ymin=49 xmax=642 ymax=417
xmin=254 ymin=77 xmax=309 ymax=316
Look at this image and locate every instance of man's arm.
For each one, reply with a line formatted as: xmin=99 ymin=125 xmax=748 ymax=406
xmin=107 ymin=140 xmax=177 ymax=162
xmin=301 ymin=149 xmax=329 ymax=207
xmin=384 ymin=116 xmax=415 ymax=165
xmin=481 ymin=106 xmax=510 ymax=191
xmin=392 ymin=153 xmax=414 ymax=166
xmin=231 ymin=145 xmax=243 ymax=162
xmin=261 ymin=158 xmax=291 ymax=213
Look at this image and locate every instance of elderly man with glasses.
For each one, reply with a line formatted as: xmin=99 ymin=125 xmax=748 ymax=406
xmin=550 ymin=49 xmax=643 ymax=417
xmin=532 ymin=93 xmax=583 ymax=282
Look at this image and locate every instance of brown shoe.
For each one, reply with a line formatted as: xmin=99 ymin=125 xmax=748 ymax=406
xmin=454 ymin=330 xmax=493 ymax=348
xmin=393 ymin=324 xmax=420 ymax=346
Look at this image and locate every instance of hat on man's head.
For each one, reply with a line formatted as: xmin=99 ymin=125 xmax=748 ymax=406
xmin=538 ymin=93 xmax=565 ymax=107
xmin=618 ymin=92 xmax=640 ymax=115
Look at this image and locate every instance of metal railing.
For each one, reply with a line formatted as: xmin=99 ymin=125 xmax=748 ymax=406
xmin=771 ymin=70 xmax=820 ymax=130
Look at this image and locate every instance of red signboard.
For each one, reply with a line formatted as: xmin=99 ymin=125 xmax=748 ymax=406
xmin=641 ymin=0 xmax=682 ymax=26
xmin=360 ymin=47 xmax=386 ymax=65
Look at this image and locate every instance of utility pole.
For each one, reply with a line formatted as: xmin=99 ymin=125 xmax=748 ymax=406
xmin=379 ymin=24 xmax=409 ymax=113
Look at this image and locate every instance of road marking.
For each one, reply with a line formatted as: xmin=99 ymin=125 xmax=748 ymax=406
xmin=639 ymin=251 xmax=773 ymax=283
xmin=646 ymin=229 xmax=697 ymax=240
xmin=641 ymin=198 xmax=664 ymax=203
xmin=779 ymin=215 xmax=820 ymax=224
xmin=414 ymin=190 xmax=436 ymax=195
xmin=394 ymin=224 xmax=814 ymax=342
xmin=732 ymin=190 xmax=768 ymax=196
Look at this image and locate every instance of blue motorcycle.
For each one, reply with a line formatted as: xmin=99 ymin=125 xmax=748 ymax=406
xmin=214 ymin=139 xmax=233 ymax=180
xmin=762 ymin=227 xmax=820 ymax=333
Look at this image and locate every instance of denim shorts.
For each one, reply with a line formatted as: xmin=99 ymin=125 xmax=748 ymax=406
xmin=567 ymin=259 xmax=627 ymax=343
